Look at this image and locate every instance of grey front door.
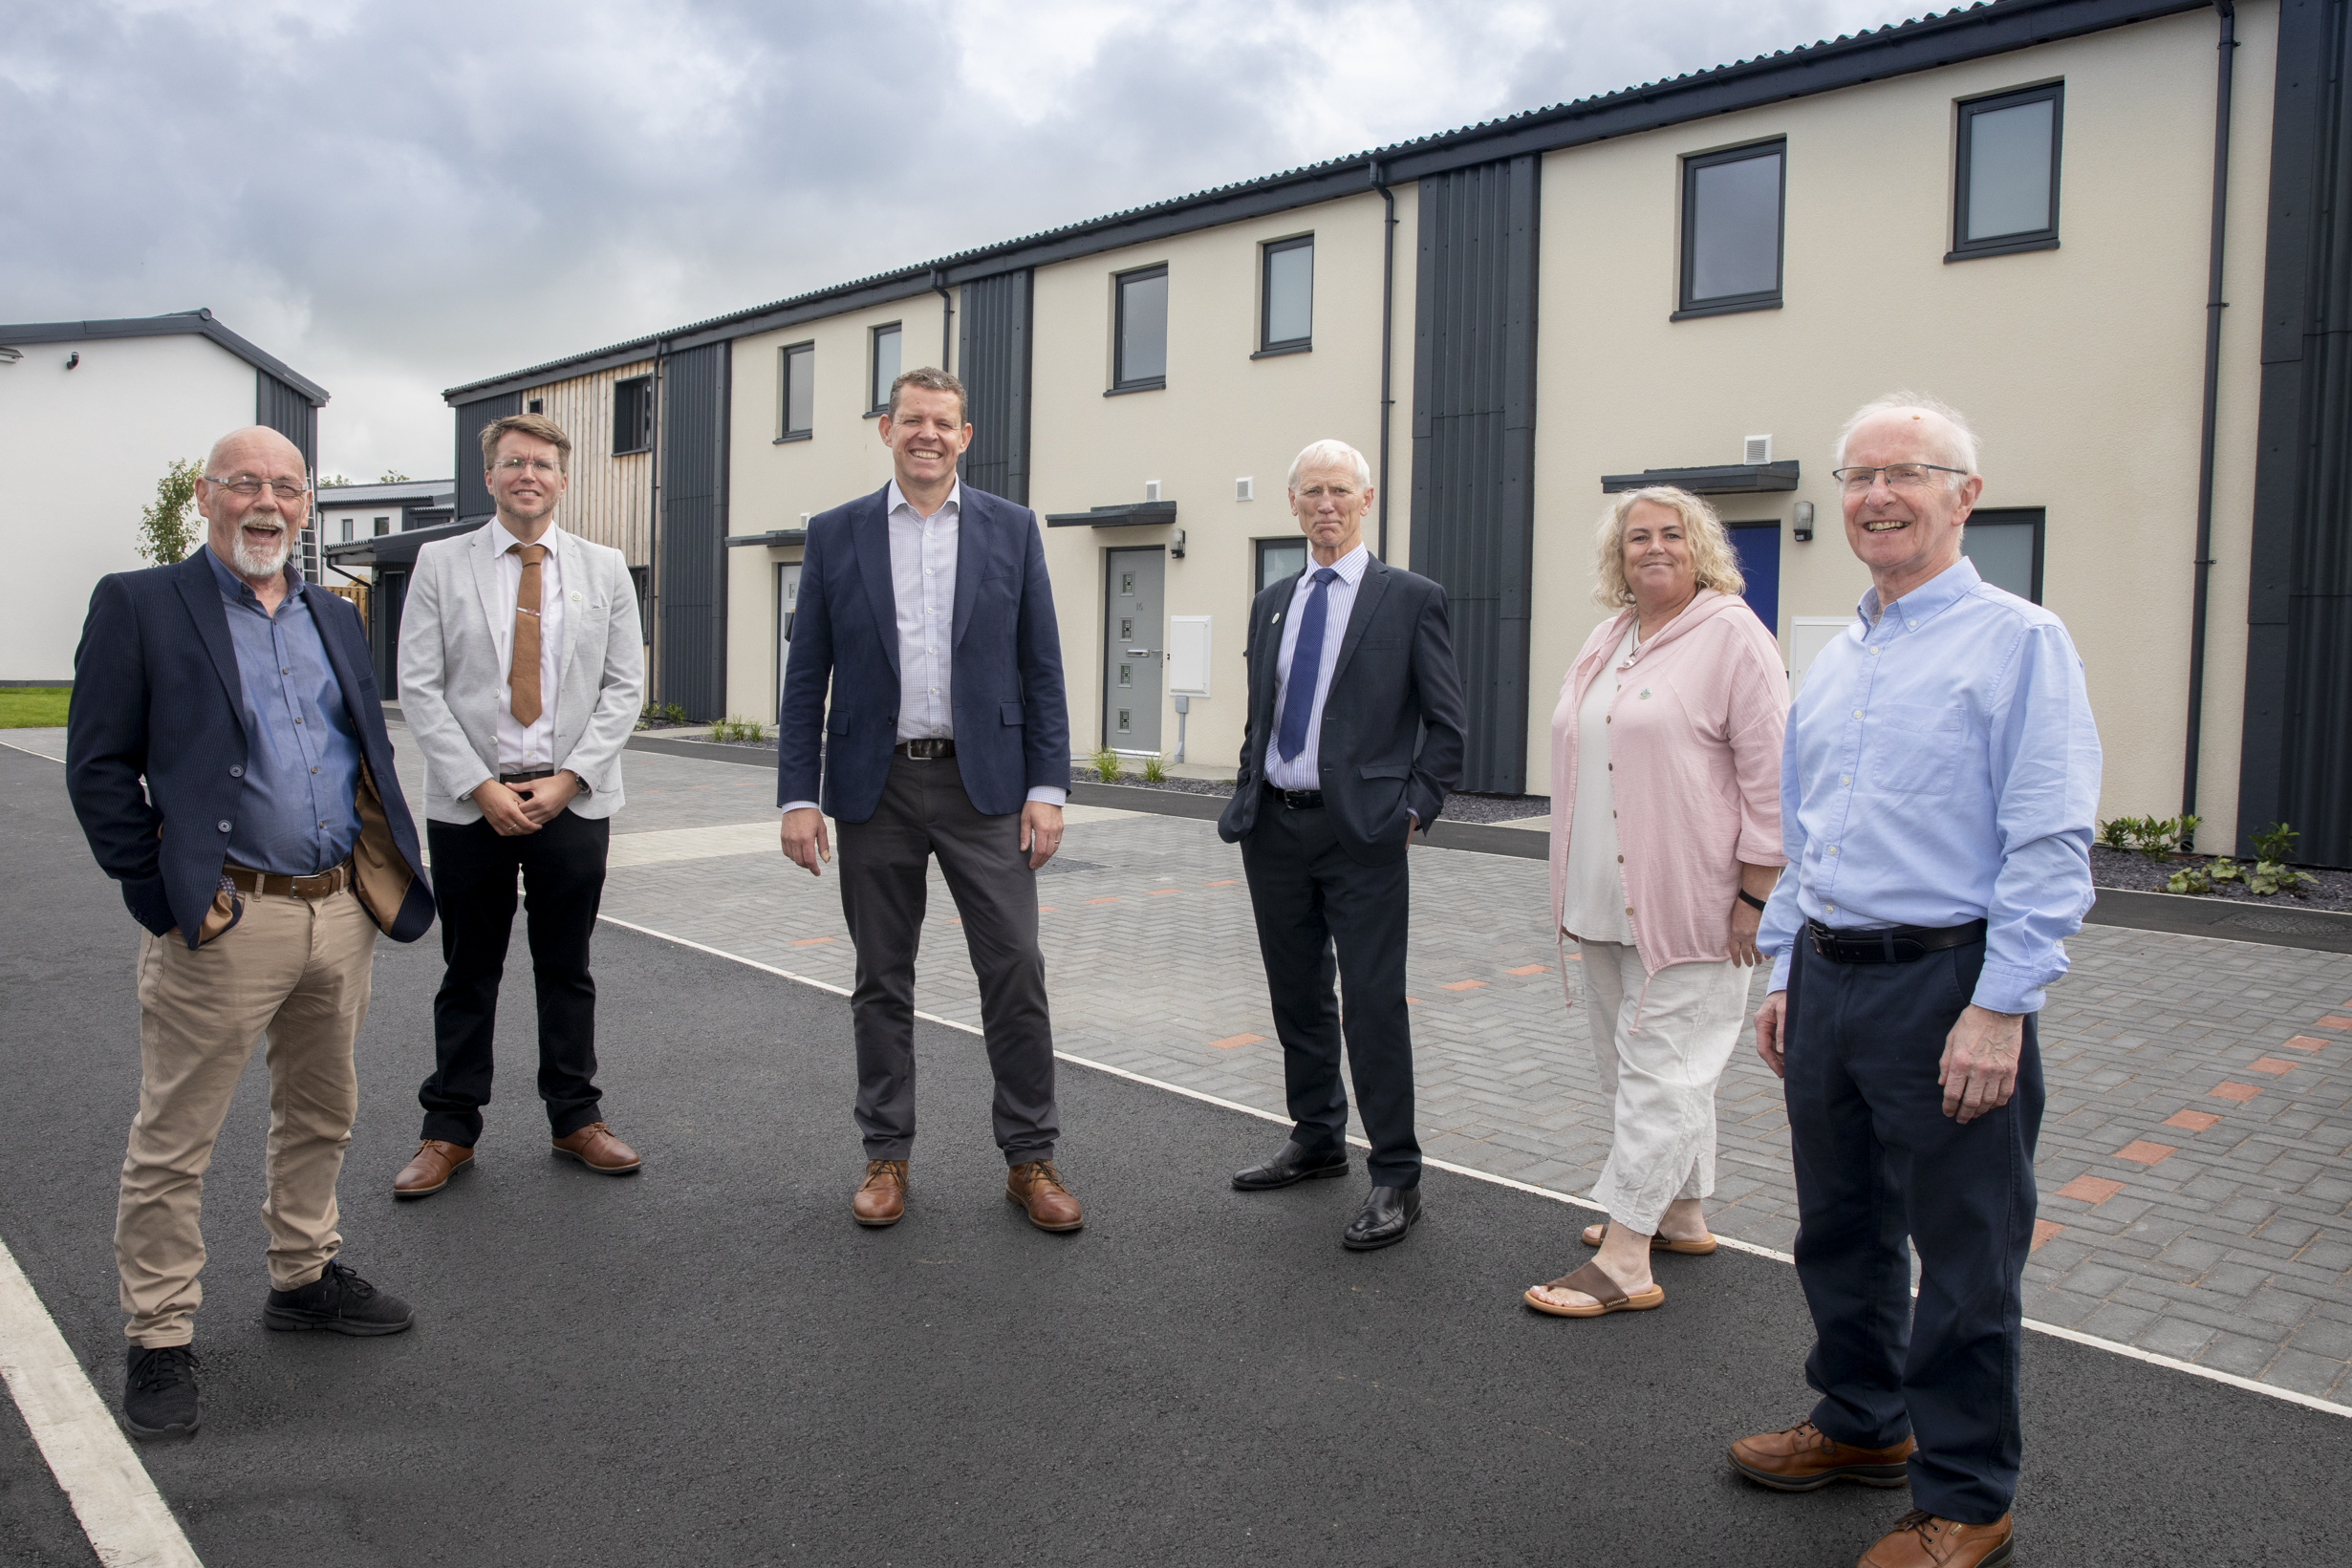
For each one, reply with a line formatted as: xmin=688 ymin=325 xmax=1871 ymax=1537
xmin=1103 ymin=546 xmax=1164 ymax=753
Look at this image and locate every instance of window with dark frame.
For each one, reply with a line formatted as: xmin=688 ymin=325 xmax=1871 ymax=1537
xmin=1677 ymin=140 xmax=1786 ymax=318
xmin=780 ymin=341 xmax=814 ymax=440
xmin=1112 ymin=265 xmax=1169 ymax=392
xmin=1960 ymin=507 xmax=2046 ymax=602
xmin=614 ymin=376 xmax=653 ymax=455
xmin=869 ymin=323 xmax=901 ymax=414
xmin=1259 ymin=236 xmax=1313 ymax=354
xmin=1255 ymin=537 xmax=1307 ymax=595
xmin=340 ymin=518 xmax=354 ymax=543
xmin=1952 ymin=84 xmax=2062 ymax=260
xmin=628 ymin=566 xmax=652 ymax=639
xmin=372 ymin=515 xmax=390 ymax=537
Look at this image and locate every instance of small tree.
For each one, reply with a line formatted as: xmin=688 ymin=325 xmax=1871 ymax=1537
xmin=378 ymin=468 xmax=411 ymax=483
xmin=137 ymin=458 xmax=204 ymax=565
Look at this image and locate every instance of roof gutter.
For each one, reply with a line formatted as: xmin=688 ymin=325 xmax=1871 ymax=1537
xmin=2181 ymin=0 xmax=2237 ymax=849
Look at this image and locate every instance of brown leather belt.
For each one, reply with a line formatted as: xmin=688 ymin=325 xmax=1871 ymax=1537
xmin=224 ymin=860 xmax=354 ymax=900
xmin=895 ymin=739 xmax=955 ymax=760
xmin=500 ymin=770 xmax=556 ymax=785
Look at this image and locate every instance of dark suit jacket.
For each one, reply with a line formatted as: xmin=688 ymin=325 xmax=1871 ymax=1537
xmin=1218 ymin=553 xmax=1468 ymax=865
xmin=65 ymin=551 xmax=436 ymax=948
xmin=777 ymin=483 xmax=1071 ymax=823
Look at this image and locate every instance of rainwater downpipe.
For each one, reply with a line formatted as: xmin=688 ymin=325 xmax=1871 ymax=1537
xmin=2181 ymin=0 xmax=2237 ymax=848
xmin=648 ymin=337 xmax=667 ymax=709
xmin=1370 ymin=160 xmax=1398 ymax=562
xmin=932 ymin=270 xmax=954 ymax=375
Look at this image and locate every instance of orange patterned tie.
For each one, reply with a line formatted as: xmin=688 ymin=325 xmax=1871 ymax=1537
xmin=509 ymin=543 xmax=545 ymax=726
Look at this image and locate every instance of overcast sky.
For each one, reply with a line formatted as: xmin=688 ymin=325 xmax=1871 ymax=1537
xmin=6 ymin=0 xmax=1929 ymax=480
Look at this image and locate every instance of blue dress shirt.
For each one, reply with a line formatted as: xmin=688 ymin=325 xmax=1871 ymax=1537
xmin=1757 ymin=557 xmax=2101 ymax=1015
xmin=205 ymin=548 xmax=363 ymax=876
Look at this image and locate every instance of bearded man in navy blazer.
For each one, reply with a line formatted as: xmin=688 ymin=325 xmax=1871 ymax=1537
xmin=1219 ymin=439 xmax=1466 ymax=1251
xmin=67 ymin=424 xmax=435 ymax=1441
xmin=777 ymin=367 xmax=1081 ymax=1234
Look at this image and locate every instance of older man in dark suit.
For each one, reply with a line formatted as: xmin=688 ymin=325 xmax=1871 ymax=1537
xmin=67 ymin=424 xmax=436 ymax=1441
xmin=1219 ymin=438 xmax=1467 ymax=1250
xmin=776 ymin=367 xmax=1078 ymax=1233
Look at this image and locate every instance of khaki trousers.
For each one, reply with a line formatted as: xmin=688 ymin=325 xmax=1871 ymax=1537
xmin=118 ymin=886 xmax=378 ymax=1346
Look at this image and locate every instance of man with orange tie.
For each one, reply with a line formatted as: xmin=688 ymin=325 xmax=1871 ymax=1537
xmin=392 ymin=414 xmax=646 ymax=1197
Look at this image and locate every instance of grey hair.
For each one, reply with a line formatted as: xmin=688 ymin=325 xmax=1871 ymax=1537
xmin=1286 ymin=438 xmax=1372 ymax=492
xmin=1832 ymin=391 xmax=1981 ymax=477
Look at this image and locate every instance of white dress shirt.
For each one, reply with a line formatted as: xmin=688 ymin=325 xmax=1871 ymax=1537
xmin=1264 ymin=543 xmax=1370 ymax=790
xmin=489 ymin=518 xmax=564 ymax=783
xmin=780 ymin=481 xmax=1066 ymax=815
xmin=1560 ymin=623 xmax=1638 ymax=943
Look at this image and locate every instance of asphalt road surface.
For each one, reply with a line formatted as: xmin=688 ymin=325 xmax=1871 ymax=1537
xmin=2 ymin=743 xmax=2345 ymax=1567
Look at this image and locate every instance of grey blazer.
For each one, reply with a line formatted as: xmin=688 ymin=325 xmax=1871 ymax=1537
xmin=396 ymin=520 xmax=645 ymax=825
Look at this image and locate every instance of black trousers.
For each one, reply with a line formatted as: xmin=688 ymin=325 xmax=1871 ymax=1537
xmin=1238 ymin=800 xmax=1421 ymax=1188
xmin=835 ymin=754 xmax=1058 ymax=1165
xmin=419 ymin=809 xmax=611 ymax=1146
xmin=1784 ymin=936 xmax=2044 ymax=1525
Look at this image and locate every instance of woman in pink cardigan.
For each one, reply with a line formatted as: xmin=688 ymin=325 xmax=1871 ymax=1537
xmin=1523 ymin=486 xmax=1789 ymax=1319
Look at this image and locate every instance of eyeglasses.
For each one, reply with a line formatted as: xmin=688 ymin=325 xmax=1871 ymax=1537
xmin=494 ymin=456 xmax=562 ymax=477
xmin=204 ymin=475 xmax=310 ymax=500
xmin=1829 ymin=463 xmax=1969 ymax=494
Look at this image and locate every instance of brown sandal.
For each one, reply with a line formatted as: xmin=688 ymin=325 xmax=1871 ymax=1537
xmin=1522 ymin=1259 xmax=1667 ymax=1318
xmin=1581 ymin=1221 xmax=1717 ymax=1256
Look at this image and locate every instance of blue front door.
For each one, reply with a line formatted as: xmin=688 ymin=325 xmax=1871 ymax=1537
xmin=1726 ymin=523 xmax=1781 ymax=637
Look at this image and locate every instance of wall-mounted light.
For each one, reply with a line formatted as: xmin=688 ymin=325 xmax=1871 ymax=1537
xmin=65 ymin=352 xmax=80 ymax=370
xmin=1171 ymin=527 xmax=1186 ymax=559
xmin=1792 ymin=500 xmax=1814 ymax=543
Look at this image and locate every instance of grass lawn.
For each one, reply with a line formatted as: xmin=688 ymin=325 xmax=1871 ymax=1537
xmin=0 ymin=686 xmax=71 ymax=727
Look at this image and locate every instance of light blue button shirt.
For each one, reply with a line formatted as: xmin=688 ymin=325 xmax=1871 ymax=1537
xmin=1757 ymin=556 xmax=2101 ymax=1015
xmin=1264 ymin=543 xmax=1370 ymax=790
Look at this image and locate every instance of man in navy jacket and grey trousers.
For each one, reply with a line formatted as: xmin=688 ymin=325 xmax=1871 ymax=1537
xmin=776 ymin=367 xmax=1081 ymax=1234
xmin=67 ymin=424 xmax=435 ymax=1441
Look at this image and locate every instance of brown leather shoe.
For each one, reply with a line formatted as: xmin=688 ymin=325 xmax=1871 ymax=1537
xmin=852 ymin=1160 xmax=908 ymax=1227
xmin=1728 ymin=1419 xmax=1915 ymax=1491
xmin=1857 ymin=1510 xmax=2014 ymax=1567
xmin=393 ymin=1140 xmax=474 ymax=1198
xmin=1005 ymin=1160 xmax=1083 ymax=1232
xmin=550 ymin=1122 xmax=641 ymax=1174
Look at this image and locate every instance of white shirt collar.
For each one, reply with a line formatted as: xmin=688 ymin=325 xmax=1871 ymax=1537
xmin=886 ymin=479 xmax=961 ymax=521
xmin=493 ymin=517 xmax=563 ymax=553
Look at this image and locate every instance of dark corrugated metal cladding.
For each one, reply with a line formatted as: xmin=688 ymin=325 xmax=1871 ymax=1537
xmin=1409 ymin=156 xmax=1541 ymax=795
xmin=257 ymin=373 xmax=318 ymax=474
xmin=452 ymin=394 xmax=521 ymax=523
xmin=959 ymin=270 xmax=1034 ymax=505
xmin=658 ymin=343 xmax=730 ymax=720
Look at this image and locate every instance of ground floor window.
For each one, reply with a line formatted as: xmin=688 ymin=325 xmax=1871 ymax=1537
xmin=1962 ymin=507 xmax=2045 ymax=602
xmin=1254 ymin=537 xmax=1306 ymax=598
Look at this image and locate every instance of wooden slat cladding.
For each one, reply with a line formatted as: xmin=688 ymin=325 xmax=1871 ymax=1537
xmin=520 ymin=360 xmax=655 ymax=566
xmin=1410 ymin=155 xmax=1541 ymax=794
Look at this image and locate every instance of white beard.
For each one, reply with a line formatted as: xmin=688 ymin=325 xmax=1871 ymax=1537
xmin=229 ymin=524 xmax=293 ymax=579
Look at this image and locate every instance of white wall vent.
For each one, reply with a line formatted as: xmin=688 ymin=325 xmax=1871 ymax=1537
xmin=1743 ymin=434 xmax=1773 ymax=465
xmin=1235 ymin=477 xmax=1254 ymax=502
xmin=1145 ymin=479 xmax=1162 ymax=502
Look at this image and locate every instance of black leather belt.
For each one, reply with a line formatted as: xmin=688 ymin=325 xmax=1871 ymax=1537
xmin=1807 ymin=918 xmax=1988 ymax=965
xmin=1263 ymin=782 xmax=1325 ymax=810
xmin=499 ymin=770 xmax=555 ymax=785
xmin=895 ymin=739 xmax=955 ymax=760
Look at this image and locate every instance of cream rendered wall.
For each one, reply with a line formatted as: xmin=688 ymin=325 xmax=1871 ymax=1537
xmin=1027 ymin=188 xmax=1415 ymax=767
xmin=724 ymin=296 xmax=950 ymax=722
xmin=1528 ymin=5 xmax=2272 ymax=843
xmin=0 ymin=333 xmax=257 ymax=680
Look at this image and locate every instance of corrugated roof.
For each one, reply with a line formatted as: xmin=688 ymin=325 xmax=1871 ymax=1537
xmin=0 ymin=309 xmax=330 ymax=403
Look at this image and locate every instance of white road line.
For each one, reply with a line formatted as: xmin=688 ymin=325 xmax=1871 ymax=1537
xmin=597 ymin=912 xmax=2352 ymax=1423
xmin=0 ymin=1235 xmax=202 ymax=1567
xmin=0 ymin=739 xmax=68 ymax=763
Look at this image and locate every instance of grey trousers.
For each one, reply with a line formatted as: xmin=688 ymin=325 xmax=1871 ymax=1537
xmin=835 ymin=753 xmax=1059 ymax=1165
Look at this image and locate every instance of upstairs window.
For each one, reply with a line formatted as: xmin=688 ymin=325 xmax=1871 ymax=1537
xmin=614 ymin=376 xmax=653 ymax=455
xmin=870 ymin=323 xmax=901 ymax=415
xmin=1112 ymin=265 xmax=1169 ymax=392
xmin=1677 ymin=140 xmax=1785 ymax=318
xmin=1952 ymin=84 xmax=2062 ymax=260
xmin=1259 ymin=236 xmax=1313 ymax=354
xmin=780 ymin=341 xmax=814 ymax=440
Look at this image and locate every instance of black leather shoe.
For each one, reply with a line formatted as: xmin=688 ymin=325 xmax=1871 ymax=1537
xmin=1342 ymin=1185 xmax=1422 ymax=1250
xmin=122 ymin=1345 xmax=199 ymax=1439
xmin=1232 ymin=1139 xmax=1350 ymax=1191
xmin=263 ymin=1259 xmax=414 ymax=1336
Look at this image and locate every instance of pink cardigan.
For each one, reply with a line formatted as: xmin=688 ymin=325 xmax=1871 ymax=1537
xmin=1548 ymin=590 xmax=1790 ymax=974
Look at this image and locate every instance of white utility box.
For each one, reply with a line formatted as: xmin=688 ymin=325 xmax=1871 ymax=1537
xmin=1168 ymin=615 xmax=1212 ymax=698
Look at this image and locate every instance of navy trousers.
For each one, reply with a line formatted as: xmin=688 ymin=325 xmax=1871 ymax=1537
xmin=1783 ymin=936 xmax=2044 ymax=1525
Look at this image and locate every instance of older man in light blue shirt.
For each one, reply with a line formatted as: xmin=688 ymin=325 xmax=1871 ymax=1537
xmin=1728 ymin=396 xmax=2099 ymax=1568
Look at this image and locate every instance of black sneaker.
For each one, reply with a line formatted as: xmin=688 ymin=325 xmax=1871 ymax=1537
xmin=263 ymin=1259 xmax=414 ymax=1336
xmin=122 ymin=1345 xmax=200 ymax=1439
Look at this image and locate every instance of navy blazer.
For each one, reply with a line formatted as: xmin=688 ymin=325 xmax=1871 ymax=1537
xmin=778 ymin=484 xmax=1071 ymax=823
xmin=65 ymin=550 xmax=435 ymax=947
xmin=1218 ymin=554 xmax=1468 ymax=866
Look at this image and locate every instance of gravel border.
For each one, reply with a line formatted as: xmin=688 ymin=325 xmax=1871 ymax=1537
xmin=2089 ymin=845 xmax=2352 ymax=913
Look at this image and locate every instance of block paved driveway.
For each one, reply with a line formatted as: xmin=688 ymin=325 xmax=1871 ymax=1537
xmin=370 ymin=731 xmax=2352 ymax=1405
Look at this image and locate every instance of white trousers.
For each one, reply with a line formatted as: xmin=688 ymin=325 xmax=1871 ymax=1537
xmin=1576 ymin=939 xmax=1751 ymax=1235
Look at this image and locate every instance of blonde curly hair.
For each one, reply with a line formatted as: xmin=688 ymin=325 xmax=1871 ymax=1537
xmin=1590 ymin=485 xmax=1746 ymax=610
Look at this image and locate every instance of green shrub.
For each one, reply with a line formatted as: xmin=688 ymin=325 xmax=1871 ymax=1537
xmin=2251 ymin=822 xmax=2300 ymax=864
xmin=1091 ymin=745 xmax=1123 ymax=784
xmin=1141 ymin=753 xmax=1168 ymax=784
